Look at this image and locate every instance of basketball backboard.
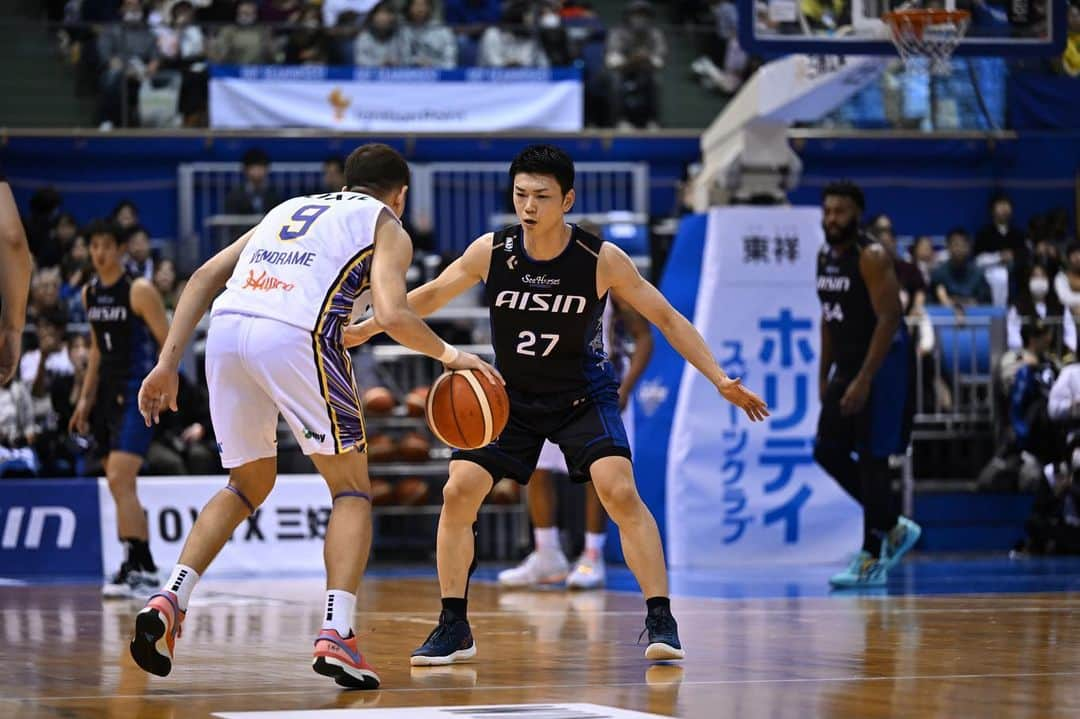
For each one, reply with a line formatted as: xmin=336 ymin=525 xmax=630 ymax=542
xmin=739 ymin=0 xmax=1068 ymax=57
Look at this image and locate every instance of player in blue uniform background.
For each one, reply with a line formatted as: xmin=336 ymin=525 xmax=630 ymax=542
xmin=70 ymin=219 xmax=170 ymax=598
xmin=348 ymin=145 xmax=769 ymax=665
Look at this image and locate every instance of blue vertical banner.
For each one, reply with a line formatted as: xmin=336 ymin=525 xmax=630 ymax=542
xmin=666 ymin=207 xmax=860 ymax=567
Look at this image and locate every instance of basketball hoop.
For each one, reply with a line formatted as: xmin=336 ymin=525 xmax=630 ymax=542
xmin=882 ymin=8 xmax=970 ymax=76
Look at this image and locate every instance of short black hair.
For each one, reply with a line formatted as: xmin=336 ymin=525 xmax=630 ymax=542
xmin=84 ymin=218 xmax=122 ymax=244
xmin=121 ymin=224 xmax=149 ymax=242
xmin=509 ymin=144 xmax=575 ymax=196
xmin=946 ymin=226 xmax=970 ymax=242
xmin=111 ymin=199 xmax=138 ymax=218
xmin=344 ymin=143 xmax=410 ymax=196
xmin=241 ymin=147 xmax=271 ymax=167
xmin=822 ymin=180 xmax=864 ymax=211
xmin=1021 ymin=320 xmax=1050 ymax=347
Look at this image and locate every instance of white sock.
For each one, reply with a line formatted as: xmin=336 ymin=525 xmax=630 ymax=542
xmin=585 ymin=532 xmax=606 ymax=557
xmin=163 ymin=564 xmax=200 ymax=611
xmin=322 ymin=590 xmax=356 ymax=636
xmin=534 ymin=526 xmax=560 ymax=553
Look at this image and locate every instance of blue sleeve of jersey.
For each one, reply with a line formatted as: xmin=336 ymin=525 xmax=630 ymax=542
xmin=1011 ymin=365 xmax=1034 ymax=443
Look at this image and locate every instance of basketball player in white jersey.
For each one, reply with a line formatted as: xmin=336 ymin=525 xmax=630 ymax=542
xmin=128 ymin=144 xmax=500 ymax=689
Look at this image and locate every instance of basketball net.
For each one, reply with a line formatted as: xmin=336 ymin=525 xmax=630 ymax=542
xmin=882 ymin=7 xmax=971 ymax=76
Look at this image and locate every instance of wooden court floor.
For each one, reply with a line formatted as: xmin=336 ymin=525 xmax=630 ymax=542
xmin=2 ymin=576 xmax=1079 ymax=719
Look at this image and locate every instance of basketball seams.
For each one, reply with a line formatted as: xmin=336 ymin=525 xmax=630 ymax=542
xmin=460 ymin=369 xmax=494 ymax=446
xmin=446 ymin=372 xmax=473 ymax=448
xmin=425 ymin=372 xmax=455 ymax=447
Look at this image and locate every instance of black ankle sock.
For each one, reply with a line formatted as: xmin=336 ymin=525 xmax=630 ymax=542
xmin=441 ymin=597 xmax=467 ymax=623
xmin=123 ymin=538 xmax=157 ymax=572
xmin=646 ymin=596 xmax=671 ymax=615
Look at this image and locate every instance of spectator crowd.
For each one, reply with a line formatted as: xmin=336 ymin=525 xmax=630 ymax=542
xmin=44 ymin=0 xmax=751 ymax=131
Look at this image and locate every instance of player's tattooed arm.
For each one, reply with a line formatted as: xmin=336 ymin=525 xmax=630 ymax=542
xmin=598 ymin=243 xmax=769 ymax=422
xmin=344 ymin=232 xmax=492 ymax=348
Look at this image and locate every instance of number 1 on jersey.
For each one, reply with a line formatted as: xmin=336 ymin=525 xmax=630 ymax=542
xmin=516 ymin=331 xmax=560 ymax=357
xmin=279 ymin=204 xmax=330 ymax=242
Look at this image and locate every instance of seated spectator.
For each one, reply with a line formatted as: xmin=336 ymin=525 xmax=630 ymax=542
xmin=286 ymin=3 xmax=332 ymax=64
xmin=24 ymin=187 xmax=64 ymax=269
xmin=153 ymin=259 xmax=180 ymax=311
xmin=60 ymin=237 xmax=91 ymax=323
xmin=400 ymin=0 xmax=458 ymax=68
xmin=910 ymin=235 xmax=939 ymax=287
xmin=690 ymin=0 xmax=749 ymax=95
xmin=0 ymin=375 xmax=39 ymax=478
xmin=156 ymin=0 xmax=209 ymax=126
xmin=19 ymin=313 xmax=75 ymax=475
xmin=1057 ymin=0 xmax=1079 ymax=77
xmin=111 ymin=199 xmax=140 ymax=232
xmin=931 ymin=228 xmax=992 ymax=316
xmin=323 ymin=0 xmax=381 ymax=28
xmin=327 ymin=8 xmax=366 ymax=64
xmin=478 ymin=1 xmax=549 ymax=68
xmin=210 ymin=0 xmax=277 ymax=64
xmin=873 ymin=214 xmax=926 ymax=318
xmin=123 ymin=225 xmax=157 ymax=280
xmin=1008 ymin=262 xmax=1076 ymax=355
xmin=534 ymin=0 xmax=572 ymax=66
xmin=444 ymin=0 xmax=501 ymax=27
xmin=27 ymin=268 xmax=68 ymax=327
xmin=975 ymin=193 xmax=1029 ymax=268
xmin=354 ymin=1 xmax=405 ymax=67
xmin=261 ymin=0 xmax=304 ymax=24
xmin=1054 ymin=242 xmax=1080 ymax=323
xmin=323 ymin=155 xmax=346 ymax=192
xmin=606 ymin=0 xmax=666 ymax=129
xmin=1010 ymin=322 xmax=1060 ymax=464
xmin=54 ymin=212 xmax=80 ymax=257
xmin=97 ymin=0 xmax=161 ymax=128
xmin=225 ymin=148 xmax=281 ymax=215
xmin=146 ymin=373 xmax=221 ymax=475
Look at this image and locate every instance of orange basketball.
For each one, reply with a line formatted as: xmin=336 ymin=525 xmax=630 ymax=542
xmin=370 ymin=478 xmax=393 ymax=506
xmin=394 ymin=477 xmax=430 ymax=506
xmin=425 ymin=369 xmax=509 ymax=450
xmin=397 ymin=431 xmax=431 ymax=461
xmin=363 ymin=386 xmax=396 ymax=415
xmin=405 ymin=385 xmax=429 ymax=417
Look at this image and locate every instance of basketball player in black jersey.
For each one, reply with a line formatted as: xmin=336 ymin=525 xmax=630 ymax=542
xmin=69 ymin=219 xmax=171 ymax=597
xmin=347 ymin=145 xmax=768 ymax=664
xmin=0 ymin=163 xmax=32 ymax=384
xmin=815 ymin=181 xmax=922 ymax=588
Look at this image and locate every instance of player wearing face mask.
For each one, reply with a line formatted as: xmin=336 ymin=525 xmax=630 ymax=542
xmin=1007 ymin=263 xmax=1076 ymax=354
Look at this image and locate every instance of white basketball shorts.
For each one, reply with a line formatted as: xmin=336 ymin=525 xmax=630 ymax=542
xmin=205 ymin=313 xmax=366 ymax=468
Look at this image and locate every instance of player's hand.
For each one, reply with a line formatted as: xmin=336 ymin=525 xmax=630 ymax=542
xmin=68 ymin=398 xmax=91 ymax=436
xmin=839 ymin=374 xmax=871 ymax=416
xmin=446 ymin=351 xmax=505 ymax=387
xmin=138 ymin=363 xmax=179 ymax=427
xmin=0 ymin=327 xmax=20 ymax=385
xmin=343 ymin=320 xmax=380 ymax=349
xmin=718 ymin=376 xmax=769 ymax=422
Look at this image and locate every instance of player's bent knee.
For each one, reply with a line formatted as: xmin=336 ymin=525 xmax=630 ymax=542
xmin=594 ymin=476 xmax=639 ymax=518
xmin=442 ymin=474 xmax=491 ymax=513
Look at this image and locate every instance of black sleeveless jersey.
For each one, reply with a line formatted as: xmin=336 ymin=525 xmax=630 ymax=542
xmin=485 ymin=224 xmax=618 ymax=398
xmin=816 ymin=234 xmax=879 ymax=378
xmin=86 ymin=272 xmax=157 ymax=388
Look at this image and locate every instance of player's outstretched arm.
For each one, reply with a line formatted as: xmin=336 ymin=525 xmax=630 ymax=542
xmin=598 ymin=243 xmax=769 ymax=422
xmin=370 ymin=219 xmax=502 ymax=385
xmin=0 ymin=182 xmax=31 ymax=384
xmin=344 ymin=232 xmax=491 ymax=348
xmin=138 ymin=228 xmax=254 ymax=425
